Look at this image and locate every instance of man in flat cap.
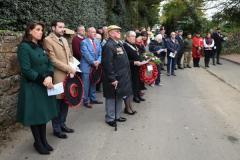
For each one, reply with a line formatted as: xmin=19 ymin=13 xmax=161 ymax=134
xmin=102 ymin=25 xmax=132 ymax=127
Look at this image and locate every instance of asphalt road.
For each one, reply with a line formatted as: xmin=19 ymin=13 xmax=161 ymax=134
xmin=1 ymin=61 xmax=240 ymax=160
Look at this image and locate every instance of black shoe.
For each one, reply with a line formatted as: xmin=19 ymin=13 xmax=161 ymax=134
xmin=117 ymin=117 xmax=127 ymax=122
xmin=53 ymin=132 xmax=67 ymax=139
xmin=61 ymin=126 xmax=74 ymax=133
xmin=172 ymin=73 xmax=176 ymax=76
xmin=83 ymin=103 xmax=93 ymax=108
xmin=161 ymin=68 xmax=166 ymax=71
xmin=138 ymin=96 xmax=145 ymax=101
xmin=44 ymin=143 xmax=53 ymax=152
xmin=178 ymin=66 xmax=183 ymax=69
xmin=142 ymin=86 xmax=147 ymax=90
xmin=33 ymin=142 xmax=50 ymax=155
xmin=124 ymin=108 xmax=137 ymax=115
xmin=90 ymin=100 xmax=103 ymax=104
xmin=133 ymin=97 xmax=140 ymax=103
xmin=106 ymin=121 xmax=116 ymax=127
xmin=217 ymin=62 xmax=222 ymax=65
xmin=187 ymin=65 xmax=192 ymax=68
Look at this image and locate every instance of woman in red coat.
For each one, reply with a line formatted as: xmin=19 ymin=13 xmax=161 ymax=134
xmin=192 ymin=32 xmax=204 ymax=67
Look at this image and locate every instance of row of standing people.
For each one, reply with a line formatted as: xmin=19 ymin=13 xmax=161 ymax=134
xmin=16 ymin=20 xmax=225 ymax=155
xmin=16 ymin=21 xmax=152 ymax=155
xmin=148 ymin=27 xmax=225 ymax=78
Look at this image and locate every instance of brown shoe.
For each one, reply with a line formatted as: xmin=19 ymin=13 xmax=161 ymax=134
xmin=83 ymin=103 xmax=93 ymax=108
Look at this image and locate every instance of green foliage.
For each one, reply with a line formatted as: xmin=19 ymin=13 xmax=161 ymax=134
xmin=211 ymin=0 xmax=240 ymax=28
xmin=0 ymin=0 xmax=107 ymax=31
xmin=0 ymin=0 xmax=162 ymax=31
xmin=161 ymin=0 xmax=210 ymax=34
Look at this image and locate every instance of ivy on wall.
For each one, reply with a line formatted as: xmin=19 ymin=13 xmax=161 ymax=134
xmin=0 ymin=0 xmax=161 ymax=31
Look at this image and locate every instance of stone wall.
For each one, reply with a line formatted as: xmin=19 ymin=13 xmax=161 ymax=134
xmin=0 ymin=31 xmax=74 ymax=130
xmin=0 ymin=31 xmax=22 ymax=128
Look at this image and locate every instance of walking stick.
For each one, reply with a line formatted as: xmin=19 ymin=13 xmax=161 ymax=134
xmin=114 ymin=87 xmax=118 ymax=131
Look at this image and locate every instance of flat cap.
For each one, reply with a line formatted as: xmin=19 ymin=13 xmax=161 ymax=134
xmin=107 ymin=25 xmax=121 ymax=32
xmin=64 ymin=28 xmax=75 ymax=35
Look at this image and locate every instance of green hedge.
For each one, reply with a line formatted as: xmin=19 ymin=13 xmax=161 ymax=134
xmin=0 ymin=0 xmax=161 ymax=31
xmin=0 ymin=0 xmax=107 ymax=31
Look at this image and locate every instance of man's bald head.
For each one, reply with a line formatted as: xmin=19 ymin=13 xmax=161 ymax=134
xmin=87 ymin=27 xmax=96 ymax=39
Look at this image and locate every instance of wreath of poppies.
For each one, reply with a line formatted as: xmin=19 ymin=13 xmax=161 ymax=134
xmin=139 ymin=62 xmax=158 ymax=85
xmin=89 ymin=65 xmax=103 ymax=85
xmin=63 ymin=75 xmax=84 ymax=108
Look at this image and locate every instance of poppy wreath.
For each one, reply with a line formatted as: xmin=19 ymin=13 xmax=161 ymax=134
xmin=89 ymin=65 xmax=103 ymax=85
xmin=139 ymin=62 xmax=158 ymax=85
xmin=63 ymin=75 xmax=84 ymax=107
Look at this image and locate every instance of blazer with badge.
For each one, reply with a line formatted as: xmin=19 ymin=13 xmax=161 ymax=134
xmin=102 ymin=38 xmax=132 ymax=99
xmin=44 ymin=33 xmax=74 ymax=99
xmin=166 ymin=38 xmax=180 ymax=57
xmin=80 ymin=38 xmax=102 ymax=74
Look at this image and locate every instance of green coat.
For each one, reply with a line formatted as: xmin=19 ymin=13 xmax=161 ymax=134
xmin=17 ymin=41 xmax=58 ymax=126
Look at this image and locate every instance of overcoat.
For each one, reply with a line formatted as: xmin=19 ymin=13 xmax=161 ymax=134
xmin=16 ymin=41 xmax=58 ymax=126
xmin=102 ymin=38 xmax=132 ymax=98
xmin=44 ymin=33 xmax=74 ymax=99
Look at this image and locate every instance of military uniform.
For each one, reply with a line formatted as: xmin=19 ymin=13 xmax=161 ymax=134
xmin=102 ymin=37 xmax=132 ymax=123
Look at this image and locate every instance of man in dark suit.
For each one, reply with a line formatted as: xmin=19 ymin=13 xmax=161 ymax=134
xmin=176 ymin=30 xmax=184 ymax=69
xmin=166 ymin=32 xmax=180 ymax=76
xmin=212 ymin=28 xmax=224 ymax=65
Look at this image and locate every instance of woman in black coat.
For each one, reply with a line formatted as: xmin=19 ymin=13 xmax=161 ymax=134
xmin=123 ymin=31 xmax=147 ymax=103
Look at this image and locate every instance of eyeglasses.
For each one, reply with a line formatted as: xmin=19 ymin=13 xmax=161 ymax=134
xmin=115 ymin=30 xmax=121 ymax=33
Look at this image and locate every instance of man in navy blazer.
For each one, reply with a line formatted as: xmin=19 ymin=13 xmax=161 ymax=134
xmin=80 ymin=27 xmax=103 ymax=108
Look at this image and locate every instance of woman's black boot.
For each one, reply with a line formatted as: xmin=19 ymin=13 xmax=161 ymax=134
xmin=30 ymin=125 xmax=50 ymax=155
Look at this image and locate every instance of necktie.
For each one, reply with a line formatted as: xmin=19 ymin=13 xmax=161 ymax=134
xmin=92 ymin=39 xmax=97 ymax=53
xmin=59 ymin=38 xmax=63 ymax=44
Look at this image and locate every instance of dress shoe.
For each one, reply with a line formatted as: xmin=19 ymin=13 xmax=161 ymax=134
xmin=90 ymin=100 xmax=103 ymax=104
xmin=124 ymin=108 xmax=137 ymax=115
xmin=53 ymin=132 xmax=67 ymax=139
xmin=61 ymin=126 xmax=74 ymax=133
xmin=217 ymin=62 xmax=222 ymax=65
xmin=178 ymin=66 xmax=184 ymax=69
xmin=44 ymin=143 xmax=53 ymax=152
xmin=106 ymin=121 xmax=116 ymax=127
xmin=83 ymin=103 xmax=93 ymax=108
xmin=133 ymin=97 xmax=140 ymax=103
xmin=138 ymin=96 xmax=145 ymax=101
xmin=117 ymin=117 xmax=127 ymax=122
xmin=142 ymin=86 xmax=147 ymax=90
xmin=33 ymin=142 xmax=50 ymax=155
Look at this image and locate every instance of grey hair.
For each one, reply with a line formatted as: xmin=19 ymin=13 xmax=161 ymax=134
xmin=126 ymin=31 xmax=136 ymax=37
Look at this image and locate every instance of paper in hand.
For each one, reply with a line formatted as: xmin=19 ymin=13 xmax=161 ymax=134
xmin=169 ymin=52 xmax=176 ymax=58
xmin=47 ymin=82 xmax=64 ymax=96
xmin=69 ymin=57 xmax=82 ymax=72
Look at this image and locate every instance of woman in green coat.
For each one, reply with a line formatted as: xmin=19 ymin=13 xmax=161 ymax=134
xmin=17 ymin=21 xmax=58 ymax=155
